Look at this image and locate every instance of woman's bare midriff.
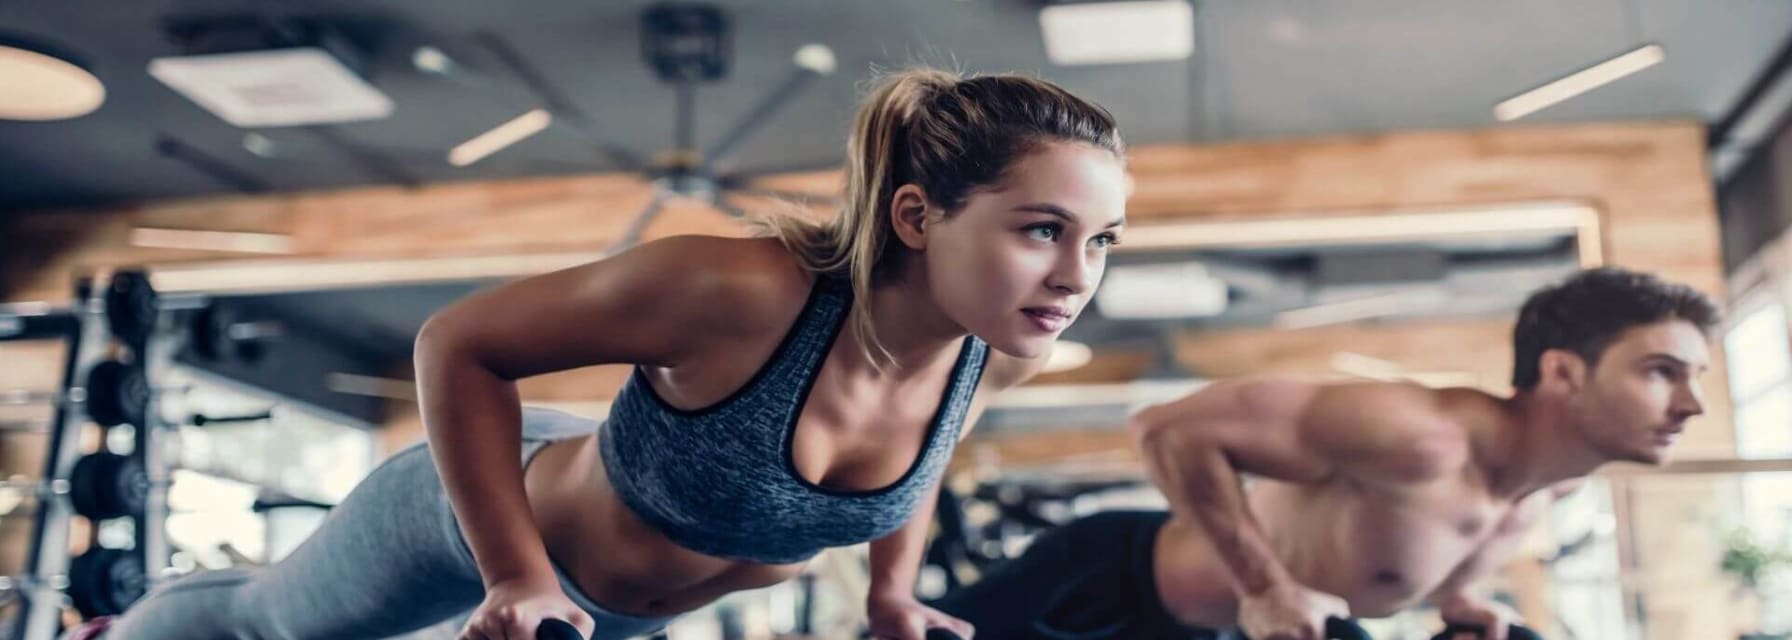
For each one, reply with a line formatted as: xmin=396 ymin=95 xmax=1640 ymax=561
xmin=524 ymin=434 xmax=808 ymax=618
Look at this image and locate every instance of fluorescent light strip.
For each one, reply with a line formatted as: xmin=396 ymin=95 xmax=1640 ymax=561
xmin=1274 ymin=290 xmax=1438 ymax=330
xmin=324 ymin=373 xmax=417 ymax=401
xmin=147 ymin=250 xmax=605 ymax=295
xmin=448 ymin=108 xmax=552 ymax=167
xmin=1117 ymin=202 xmax=1601 ymax=255
xmin=1494 ymin=44 xmax=1665 ymax=122
xmin=130 ymin=227 xmax=295 ymax=254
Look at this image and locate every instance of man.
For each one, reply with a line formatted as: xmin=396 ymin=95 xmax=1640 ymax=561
xmin=932 ymin=267 xmax=1720 ymax=640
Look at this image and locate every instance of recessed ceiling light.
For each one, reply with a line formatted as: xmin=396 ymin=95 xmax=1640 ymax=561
xmin=242 ymin=132 xmax=277 ymax=157
xmin=412 ymin=46 xmax=453 ymax=75
xmin=1038 ymin=0 xmax=1195 ymax=66
xmin=0 ymin=35 xmax=105 ymax=121
xmin=793 ymin=44 xmax=836 ymax=75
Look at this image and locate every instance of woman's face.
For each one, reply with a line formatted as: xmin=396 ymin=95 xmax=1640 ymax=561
xmin=920 ymin=142 xmax=1128 ymax=359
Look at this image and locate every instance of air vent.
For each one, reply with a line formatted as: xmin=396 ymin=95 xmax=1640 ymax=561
xmin=149 ymin=47 xmax=392 ymax=128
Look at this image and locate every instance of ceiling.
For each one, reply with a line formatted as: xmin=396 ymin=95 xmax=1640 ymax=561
xmin=2 ymin=0 xmax=1790 ymax=214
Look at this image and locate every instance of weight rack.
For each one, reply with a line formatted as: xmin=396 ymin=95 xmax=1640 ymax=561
xmin=5 ymin=272 xmax=177 ymax=640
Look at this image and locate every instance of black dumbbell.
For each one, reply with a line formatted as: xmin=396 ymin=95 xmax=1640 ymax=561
xmin=105 ymin=271 xmax=159 ymax=347
xmin=537 ymin=619 xmax=584 ymax=640
xmin=1240 ymin=617 xmax=1373 ymax=640
xmin=189 ymin=304 xmax=283 ymax=364
xmin=0 ymin=452 xmax=146 ymax=521
xmin=69 ymin=452 xmax=148 ymax=520
xmin=67 ymin=547 xmax=147 ymax=619
xmin=1428 ymin=623 xmax=1544 ymax=640
xmin=2 ymin=360 xmax=159 ymax=428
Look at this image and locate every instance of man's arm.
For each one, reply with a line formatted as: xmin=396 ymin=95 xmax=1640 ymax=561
xmin=1429 ymin=480 xmax=1581 ymax=599
xmin=1129 ymin=379 xmax=1466 ymax=594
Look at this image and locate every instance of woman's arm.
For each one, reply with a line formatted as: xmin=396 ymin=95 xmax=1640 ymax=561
xmin=413 ymin=235 xmax=771 ymax=633
xmin=864 ymin=348 xmax=1048 ymax=639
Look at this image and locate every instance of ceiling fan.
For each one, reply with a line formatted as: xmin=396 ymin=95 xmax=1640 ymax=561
xmin=143 ymin=6 xmax=842 ymax=255
xmin=423 ymin=3 xmax=844 ymax=253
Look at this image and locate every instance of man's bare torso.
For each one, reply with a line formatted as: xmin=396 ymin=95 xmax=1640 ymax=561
xmin=1151 ymin=395 xmax=1557 ymax=628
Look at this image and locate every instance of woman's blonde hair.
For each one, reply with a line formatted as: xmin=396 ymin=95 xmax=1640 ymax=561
xmin=761 ymin=68 xmax=1122 ymax=370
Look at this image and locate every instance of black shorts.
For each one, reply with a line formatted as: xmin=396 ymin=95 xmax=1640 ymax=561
xmin=929 ymin=510 xmax=1227 ymax=640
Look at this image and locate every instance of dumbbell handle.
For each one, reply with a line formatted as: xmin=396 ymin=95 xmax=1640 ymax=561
xmin=0 ymin=574 xmax=71 ymax=592
xmin=536 ymin=619 xmax=584 ymax=640
xmin=1431 ymin=623 xmax=1545 ymax=640
xmin=0 ymin=476 xmax=70 ymax=496
xmin=0 ymin=389 xmax=71 ymax=405
xmin=1239 ymin=617 xmax=1373 ymax=640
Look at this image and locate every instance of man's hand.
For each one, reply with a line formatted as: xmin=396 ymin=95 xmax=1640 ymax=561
xmin=1236 ymin=582 xmax=1351 ymax=640
xmin=1436 ymin=592 xmax=1523 ymax=640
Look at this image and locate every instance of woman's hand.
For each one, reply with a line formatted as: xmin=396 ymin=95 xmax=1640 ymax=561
xmin=866 ymin=592 xmax=974 ymax=640
xmin=458 ymin=577 xmax=594 ymax=640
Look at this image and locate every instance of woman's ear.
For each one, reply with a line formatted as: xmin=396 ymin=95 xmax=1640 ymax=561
xmin=889 ymin=184 xmax=932 ymax=251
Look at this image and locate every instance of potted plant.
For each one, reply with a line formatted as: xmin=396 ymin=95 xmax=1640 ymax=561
xmin=1721 ymin=527 xmax=1792 ymax=640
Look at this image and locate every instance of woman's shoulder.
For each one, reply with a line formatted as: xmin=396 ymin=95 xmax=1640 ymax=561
xmin=622 ymin=234 xmax=816 ymax=339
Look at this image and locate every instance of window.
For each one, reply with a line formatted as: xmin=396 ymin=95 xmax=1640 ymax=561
xmin=1725 ymin=303 xmax=1792 ymax=459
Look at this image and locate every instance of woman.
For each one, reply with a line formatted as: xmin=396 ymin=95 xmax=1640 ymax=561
xmin=100 ymin=67 xmax=1128 ymax=640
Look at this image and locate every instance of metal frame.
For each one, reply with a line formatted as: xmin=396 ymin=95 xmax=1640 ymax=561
xmin=9 ymin=274 xmax=177 ymax=640
xmin=12 ymin=281 xmax=104 ymax=640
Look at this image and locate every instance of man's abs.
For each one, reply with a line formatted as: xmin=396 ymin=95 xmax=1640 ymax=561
xmin=1154 ymin=478 xmax=1502 ymax=627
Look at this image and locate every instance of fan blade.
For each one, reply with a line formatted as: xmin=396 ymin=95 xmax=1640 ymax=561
xmin=604 ymin=192 xmax=668 ymax=256
xmin=730 ymin=186 xmax=842 ymax=208
xmin=473 ymin=31 xmax=648 ymax=172
xmin=700 ymin=44 xmax=836 ymax=174
xmin=714 ymin=197 xmax=749 ymax=221
xmin=303 ymin=126 xmax=423 ymax=188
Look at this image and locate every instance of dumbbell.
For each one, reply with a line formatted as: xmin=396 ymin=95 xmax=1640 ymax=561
xmin=189 ymin=304 xmax=284 ymax=364
xmin=1428 ymin=623 xmax=1544 ymax=640
xmin=0 ymin=359 xmax=179 ymax=428
xmin=537 ymin=619 xmax=584 ymax=640
xmin=67 ymin=547 xmax=147 ymax=618
xmin=103 ymin=271 xmax=284 ymax=365
xmin=1238 ymin=617 xmax=1373 ymax=640
xmin=0 ymin=548 xmax=147 ymax=620
xmin=0 ymin=452 xmax=148 ymax=520
xmin=104 ymin=271 xmax=159 ymax=347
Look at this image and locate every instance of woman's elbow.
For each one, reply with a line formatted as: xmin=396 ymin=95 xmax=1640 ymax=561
xmin=413 ymin=310 xmax=477 ymax=373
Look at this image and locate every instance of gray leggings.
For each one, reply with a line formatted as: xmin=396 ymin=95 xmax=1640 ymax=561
xmin=108 ymin=408 xmax=674 ymax=640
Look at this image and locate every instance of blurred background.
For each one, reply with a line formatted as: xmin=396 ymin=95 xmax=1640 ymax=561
xmin=2 ymin=1 xmax=1790 ymax=638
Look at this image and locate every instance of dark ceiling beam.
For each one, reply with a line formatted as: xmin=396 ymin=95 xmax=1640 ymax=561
xmin=154 ymin=135 xmax=270 ymax=194
xmin=1710 ymin=30 xmax=1792 ymax=147
xmin=302 ymin=126 xmax=422 ymax=189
